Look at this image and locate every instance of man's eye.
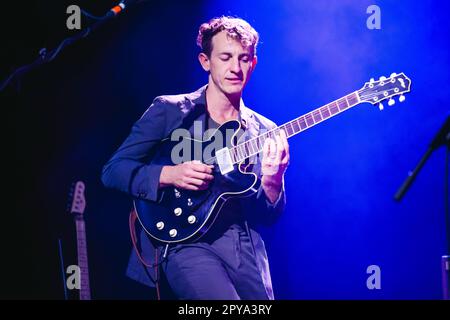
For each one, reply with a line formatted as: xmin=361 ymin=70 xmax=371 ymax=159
xmin=220 ymin=56 xmax=230 ymax=61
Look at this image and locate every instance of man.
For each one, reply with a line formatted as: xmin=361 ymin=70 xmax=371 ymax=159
xmin=101 ymin=16 xmax=289 ymax=300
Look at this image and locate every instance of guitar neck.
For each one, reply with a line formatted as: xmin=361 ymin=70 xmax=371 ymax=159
xmin=75 ymin=218 xmax=91 ymax=300
xmin=231 ymin=91 xmax=361 ymax=163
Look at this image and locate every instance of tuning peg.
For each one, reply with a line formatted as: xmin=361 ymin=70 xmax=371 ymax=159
xmin=378 ymin=102 xmax=384 ymax=111
xmin=399 ymin=95 xmax=405 ymax=102
xmin=379 ymin=76 xmax=387 ymax=81
xmin=390 ymin=72 xmax=397 ymax=78
xmin=388 ymin=98 xmax=395 ymax=106
xmin=370 ymin=78 xmax=375 ymax=83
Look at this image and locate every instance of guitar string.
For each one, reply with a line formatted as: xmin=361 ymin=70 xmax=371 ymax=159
xmin=203 ymin=86 xmax=406 ymax=164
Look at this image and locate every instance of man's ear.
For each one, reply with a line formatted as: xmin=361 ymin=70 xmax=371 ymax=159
xmin=198 ymin=52 xmax=210 ymax=72
xmin=251 ymin=55 xmax=258 ymax=72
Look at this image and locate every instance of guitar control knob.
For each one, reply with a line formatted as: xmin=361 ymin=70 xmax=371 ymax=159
xmin=174 ymin=207 xmax=182 ymax=216
xmin=169 ymin=229 xmax=177 ymax=238
xmin=156 ymin=222 xmax=164 ymax=230
xmin=187 ymin=215 xmax=196 ymax=224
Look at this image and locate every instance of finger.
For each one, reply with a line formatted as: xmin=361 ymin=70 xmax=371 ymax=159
xmin=268 ymin=138 xmax=277 ymax=159
xmin=280 ymin=129 xmax=289 ymax=155
xmin=183 ymin=184 xmax=200 ymax=191
xmin=192 ymin=159 xmax=213 ymax=167
xmin=263 ymin=138 xmax=270 ymax=160
xmin=275 ymin=134 xmax=284 ymax=160
xmin=190 ymin=170 xmax=214 ymax=181
xmin=185 ymin=177 xmax=209 ymax=187
xmin=192 ymin=162 xmax=213 ymax=174
xmin=280 ymin=129 xmax=289 ymax=150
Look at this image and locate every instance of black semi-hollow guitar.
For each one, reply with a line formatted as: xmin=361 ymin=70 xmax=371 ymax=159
xmin=134 ymin=73 xmax=411 ymax=244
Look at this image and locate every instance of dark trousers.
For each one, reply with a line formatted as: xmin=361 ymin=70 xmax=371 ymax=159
xmin=162 ymin=225 xmax=271 ymax=300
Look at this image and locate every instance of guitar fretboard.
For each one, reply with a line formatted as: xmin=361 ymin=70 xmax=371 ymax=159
xmin=230 ymin=91 xmax=360 ymax=163
xmin=75 ymin=218 xmax=91 ymax=300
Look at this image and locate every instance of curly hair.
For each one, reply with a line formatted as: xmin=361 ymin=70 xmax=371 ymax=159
xmin=196 ymin=16 xmax=259 ymax=57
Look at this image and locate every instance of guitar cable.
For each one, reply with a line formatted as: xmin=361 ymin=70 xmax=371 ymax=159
xmin=129 ymin=209 xmax=169 ymax=300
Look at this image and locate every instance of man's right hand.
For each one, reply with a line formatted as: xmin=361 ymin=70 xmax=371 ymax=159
xmin=159 ymin=160 xmax=214 ymax=190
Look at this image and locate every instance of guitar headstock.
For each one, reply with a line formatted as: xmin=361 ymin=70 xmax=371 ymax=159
xmin=358 ymin=72 xmax=411 ymax=110
xmin=67 ymin=181 xmax=86 ymax=217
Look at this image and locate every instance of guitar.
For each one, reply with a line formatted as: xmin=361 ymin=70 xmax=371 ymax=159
xmin=134 ymin=72 xmax=412 ymax=244
xmin=68 ymin=181 xmax=91 ymax=300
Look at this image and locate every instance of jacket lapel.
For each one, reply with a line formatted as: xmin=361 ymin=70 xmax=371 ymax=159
xmin=239 ymin=102 xmax=260 ymax=140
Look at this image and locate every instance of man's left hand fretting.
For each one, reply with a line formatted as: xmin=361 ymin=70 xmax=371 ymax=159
xmin=261 ymin=129 xmax=290 ymax=203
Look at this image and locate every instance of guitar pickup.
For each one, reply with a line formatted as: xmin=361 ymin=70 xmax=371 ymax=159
xmin=215 ymin=147 xmax=234 ymax=175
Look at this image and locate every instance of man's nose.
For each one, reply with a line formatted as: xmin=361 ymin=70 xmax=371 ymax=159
xmin=230 ymin=58 xmax=242 ymax=73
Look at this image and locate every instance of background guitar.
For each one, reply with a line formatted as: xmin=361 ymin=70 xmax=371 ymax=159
xmin=67 ymin=181 xmax=91 ymax=300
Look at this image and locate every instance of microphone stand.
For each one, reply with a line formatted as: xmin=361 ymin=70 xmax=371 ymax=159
xmin=394 ymin=115 xmax=450 ymax=299
xmin=1 ymin=1 xmax=144 ymax=92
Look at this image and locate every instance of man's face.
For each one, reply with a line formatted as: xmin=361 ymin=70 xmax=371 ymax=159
xmin=200 ymin=31 xmax=257 ymax=97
